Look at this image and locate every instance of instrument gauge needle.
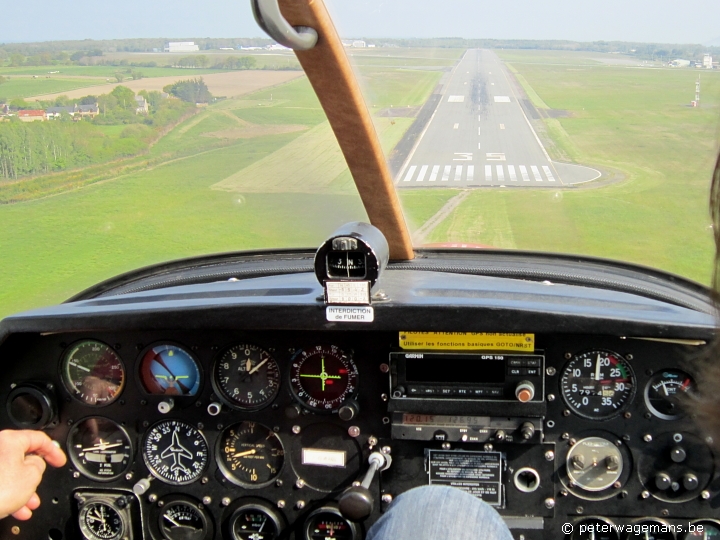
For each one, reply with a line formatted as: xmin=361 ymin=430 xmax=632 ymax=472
xmin=83 ymin=442 xmax=123 ymax=452
xmin=163 ymin=514 xmax=182 ymax=528
xmin=232 ymin=449 xmax=256 ymax=458
xmin=595 ymin=354 xmax=601 ymax=381
xmin=249 ymin=358 xmax=269 ymax=375
xmin=661 ymin=381 xmax=669 ymax=396
xmin=245 ymin=358 xmax=252 ymax=373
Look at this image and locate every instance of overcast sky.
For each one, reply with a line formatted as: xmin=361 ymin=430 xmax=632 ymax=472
xmin=3 ymin=0 xmax=720 ymax=45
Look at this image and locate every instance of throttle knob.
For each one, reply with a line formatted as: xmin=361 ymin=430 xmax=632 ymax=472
xmin=515 ymin=381 xmax=535 ymax=402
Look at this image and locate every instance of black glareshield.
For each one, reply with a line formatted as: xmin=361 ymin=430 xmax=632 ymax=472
xmin=314 ymin=222 xmax=389 ymax=288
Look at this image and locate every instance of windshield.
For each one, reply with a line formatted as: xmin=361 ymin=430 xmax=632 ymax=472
xmin=1 ymin=1 xmax=719 ymax=317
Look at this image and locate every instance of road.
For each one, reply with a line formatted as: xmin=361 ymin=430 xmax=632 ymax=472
xmin=396 ymin=49 xmax=600 ymax=188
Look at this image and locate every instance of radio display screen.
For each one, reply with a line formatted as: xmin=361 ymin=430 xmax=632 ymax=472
xmin=405 ymin=355 xmax=505 ymax=384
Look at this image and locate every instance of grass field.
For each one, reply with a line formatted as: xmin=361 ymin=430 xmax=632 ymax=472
xmin=0 ymin=65 xmax=439 ymax=317
xmin=0 ymin=76 xmax=109 ymax=100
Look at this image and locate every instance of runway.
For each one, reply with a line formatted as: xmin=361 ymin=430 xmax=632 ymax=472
xmin=395 ymin=49 xmax=600 ymax=188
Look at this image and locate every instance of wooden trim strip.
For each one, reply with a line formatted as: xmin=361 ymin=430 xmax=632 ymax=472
xmin=278 ymin=0 xmax=414 ymax=260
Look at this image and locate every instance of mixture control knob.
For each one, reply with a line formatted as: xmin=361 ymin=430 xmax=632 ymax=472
xmin=515 ymin=381 xmax=535 ymax=402
xmin=670 ymin=446 xmax=687 ymax=463
xmin=338 ymin=400 xmax=359 ymax=422
xmin=682 ymin=473 xmax=699 ymax=490
xmin=655 ymin=472 xmax=672 ymax=490
xmin=520 ymin=422 xmax=535 ymax=440
xmin=605 ymin=455 xmax=620 ymax=471
xmin=570 ymin=455 xmax=585 ymax=471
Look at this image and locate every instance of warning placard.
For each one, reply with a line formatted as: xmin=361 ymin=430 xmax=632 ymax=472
xmin=400 ymin=332 xmax=534 ymax=352
xmin=427 ymin=450 xmax=503 ymax=506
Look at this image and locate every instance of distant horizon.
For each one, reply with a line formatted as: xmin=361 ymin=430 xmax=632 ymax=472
xmin=3 ymin=0 xmax=720 ymax=46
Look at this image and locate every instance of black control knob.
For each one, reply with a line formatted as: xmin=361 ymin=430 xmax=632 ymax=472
xmin=605 ymin=455 xmax=620 ymax=471
xmin=570 ymin=455 xmax=585 ymax=471
xmin=520 ymin=422 xmax=535 ymax=440
xmin=285 ymin=404 xmax=302 ymax=419
xmin=338 ymin=400 xmax=359 ymax=421
xmin=433 ymin=430 xmax=448 ymax=442
xmin=392 ymin=387 xmax=405 ymax=398
xmin=670 ymin=446 xmax=687 ymax=463
xmin=494 ymin=429 xmax=506 ymax=442
xmin=339 ymin=485 xmax=374 ymax=521
xmin=682 ymin=473 xmax=699 ymax=490
xmin=655 ymin=472 xmax=672 ymax=490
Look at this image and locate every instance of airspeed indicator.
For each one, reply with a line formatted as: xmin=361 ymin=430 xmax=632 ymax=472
xmin=560 ymin=350 xmax=635 ymax=420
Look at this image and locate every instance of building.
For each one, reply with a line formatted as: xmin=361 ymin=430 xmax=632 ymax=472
xmin=266 ymin=43 xmax=290 ymax=51
xmin=703 ymin=54 xmax=713 ymax=69
xmin=352 ymin=40 xmax=367 ymax=48
xmin=671 ymin=59 xmax=691 ymax=68
xmin=45 ymin=103 xmax=99 ymax=120
xmin=165 ymin=42 xmax=200 ymax=53
xmin=135 ymin=96 xmax=149 ymax=115
xmin=17 ymin=110 xmax=46 ymax=122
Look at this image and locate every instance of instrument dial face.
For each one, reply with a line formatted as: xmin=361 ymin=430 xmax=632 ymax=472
xmin=231 ymin=506 xmax=281 ymax=540
xmin=62 ymin=340 xmax=125 ymax=406
xmin=218 ymin=421 xmax=284 ymax=487
xmin=304 ymin=510 xmax=357 ymax=540
xmin=290 ymin=345 xmax=358 ymax=412
xmin=644 ymin=369 xmax=696 ymax=420
xmin=159 ymin=501 xmax=210 ymax=540
xmin=566 ymin=436 xmax=623 ymax=492
xmin=143 ymin=420 xmax=209 ymax=485
xmin=560 ymin=350 xmax=635 ymax=420
xmin=79 ymin=501 xmax=125 ymax=540
xmin=68 ymin=417 xmax=132 ymax=481
xmin=139 ymin=344 xmax=201 ymax=396
xmin=213 ymin=344 xmax=280 ymax=410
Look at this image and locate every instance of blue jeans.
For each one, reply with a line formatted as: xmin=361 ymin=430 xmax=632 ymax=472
xmin=367 ymin=486 xmax=514 ymax=540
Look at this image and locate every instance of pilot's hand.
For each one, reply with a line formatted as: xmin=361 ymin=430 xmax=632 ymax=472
xmin=0 ymin=430 xmax=67 ymax=521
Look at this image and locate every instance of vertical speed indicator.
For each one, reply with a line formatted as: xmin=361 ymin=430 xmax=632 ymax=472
xmin=560 ymin=350 xmax=635 ymax=420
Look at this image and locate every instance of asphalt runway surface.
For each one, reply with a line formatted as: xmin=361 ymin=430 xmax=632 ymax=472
xmin=395 ymin=49 xmax=600 ymax=188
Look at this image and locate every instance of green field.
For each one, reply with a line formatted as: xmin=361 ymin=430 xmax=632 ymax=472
xmin=0 ymin=76 xmax=109 ymax=100
xmin=0 ymin=65 xmax=439 ymax=317
xmin=2 ymin=47 xmax=719 ymax=319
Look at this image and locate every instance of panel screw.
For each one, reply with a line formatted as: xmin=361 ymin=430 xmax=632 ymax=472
xmin=382 ymin=417 xmax=390 ymax=424
xmin=221 ymin=497 xmax=231 ymax=507
xmin=613 ymin=482 xmax=622 ymax=489
xmin=701 ymin=490 xmax=711 ymax=500
xmin=348 ymin=426 xmax=360 ymax=438
xmin=276 ymin=479 xmax=283 ymax=487
xmin=197 ymin=423 xmax=204 ymax=430
xmin=576 ymin=506 xmax=583 ymax=514
xmin=381 ymin=446 xmax=392 ymax=455
xmin=624 ymin=412 xmax=632 ymax=419
xmin=201 ymin=477 xmax=209 ymax=484
xmin=544 ymin=498 xmax=555 ymax=509
xmin=148 ymin=494 xmax=157 ymax=503
xmin=483 ymin=443 xmax=493 ymax=452
xmin=379 ymin=363 xmax=390 ymax=373
xmin=381 ymin=393 xmax=388 ymax=402
xmin=296 ymin=500 xmax=306 ymax=510
xmin=295 ymin=478 xmax=305 ymax=489
xmin=73 ymin=471 xmax=80 ymax=479
xmin=626 ymin=354 xmax=633 ymax=360
xmin=547 ymin=394 xmax=555 ymax=402
xmin=546 ymin=367 xmax=557 ymax=376
xmin=641 ymin=490 xmax=650 ymax=499
xmin=569 ymin=438 xmax=577 ymax=446
xmin=563 ymin=410 xmax=571 ymax=417
xmin=277 ymin=500 xmax=286 ymax=509
xmin=561 ymin=433 xmax=570 ymax=440
xmin=545 ymin=450 xmax=555 ymax=461
xmin=381 ymin=494 xmax=393 ymax=504
xmin=292 ymin=425 xmax=301 ymax=434
xmin=11 ymin=526 xmax=19 ymax=535
xmin=202 ymin=496 xmax=211 ymax=505
xmin=368 ymin=436 xmax=378 ymax=447
xmin=158 ymin=500 xmax=165 ymax=508
xmin=643 ymin=434 xmax=652 ymax=443
xmin=565 ymin=353 xmax=572 ymax=359
xmin=661 ymin=509 xmax=669 ymax=517
xmin=559 ymin=489 xmax=568 ymax=497
xmin=442 ymin=442 xmax=451 ymax=450
xmin=619 ymin=491 xmax=628 ymax=499
xmin=706 ymin=437 xmax=714 ymax=445
xmin=125 ymin=473 xmax=133 ymax=481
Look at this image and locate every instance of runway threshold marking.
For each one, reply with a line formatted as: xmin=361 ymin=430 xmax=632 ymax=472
xmin=531 ymin=166 xmax=542 ymax=181
xmin=467 ymin=165 xmax=474 ymax=182
xmin=448 ymin=95 xmax=465 ymax=102
xmin=453 ymin=123 xmax=459 ymax=129
xmin=520 ymin=166 xmax=530 ymax=182
xmin=508 ymin=165 xmax=517 ymax=181
xmin=429 ymin=165 xmax=440 ymax=182
xmin=500 ymin=124 xmax=505 ymax=129
xmin=454 ymin=165 xmax=463 ymax=181
xmin=494 ymin=96 xmax=511 ymax=103
xmin=485 ymin=165 xmax=492 ymax=181
xmin=417 ymin=165 xmax=428 ymax=182
xmin=441 ymin=165 xmax=451 ymax=181
xmin=542 ymin=166 xmax=556 ymax=182
xmin=496 ymin=165 xmax=505 ymax=181
xmin=403 ymin=166 xmax=417 ymax=182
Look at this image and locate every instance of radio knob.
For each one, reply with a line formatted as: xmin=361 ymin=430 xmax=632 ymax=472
xmin=520 ymin=422 xmax=535 ymax=440
xmin=515 ymin=381 xmax=535 ymax=402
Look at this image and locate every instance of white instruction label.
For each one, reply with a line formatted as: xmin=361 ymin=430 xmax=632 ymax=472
xmin=326 ymin=306 xmax=374 ymax=323
xmin=302 ymin=448 xmax=347 ymax=468
xmin=325 ymin=280 xmax=370 ymax=305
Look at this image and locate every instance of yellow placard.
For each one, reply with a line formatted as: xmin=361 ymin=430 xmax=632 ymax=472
xmin=399 ymin=332 xmax=534 ymax=352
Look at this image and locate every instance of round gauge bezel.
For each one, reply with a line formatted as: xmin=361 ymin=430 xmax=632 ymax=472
xmin=136 ymin=342 xmax=203 ymax=398
xmin=289 ymin=345 xmax=359 ymax=413
xmin=644 ymin=369 xmax=696 ymax=421
xmin=216 ymin=421 xmax=285 ymax=488
xmin=211 ymin=343 xmax=281 ymax=411
xmin=61 ymin=339 xmax=126 ymax=407
xmin=570 ymin=517 xmax=619 ymax=540
xmin=302 ymin=506 xmax=359 ymax=540
xmin=681 ymin=519 xmax=720 ymax=539
xmin=78 ymin=500 xmax=126 ymax=540
xmin=227 ymin=499 xmax=285 ymax=540
xmin=623 ymin=518 xmax=675 ymax=540
xmin=156 ymin=495 xmax=213 ymax=540
xmin=67 ymin=416 xmax=133 ymax=482
xmin=142 ymin=419 xmax=209 ymax=486
xmin=559 ymin=349 xmax=636 ymax=421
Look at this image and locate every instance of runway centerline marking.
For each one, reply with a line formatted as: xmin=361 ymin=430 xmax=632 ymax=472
xmin=429 ymin=165 xmax=440 ymax=182
xmin=478 ymin=142 xmax=482 ymax=149
xmin=416 ymin=165 xmax=428 ymax=182
xmin=500 ymin=124 xmax=505 ymax=130
xmin=441 ymin=165 xmax=451 ymax=182
xmin=453 ymin=123 xmax=459 ymax=129
xmin=403 ymin=165 xmax=417 ymax=182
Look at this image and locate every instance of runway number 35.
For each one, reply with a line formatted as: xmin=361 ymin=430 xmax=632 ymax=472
xmin=453 ymin=152 xmax=473 ymax=161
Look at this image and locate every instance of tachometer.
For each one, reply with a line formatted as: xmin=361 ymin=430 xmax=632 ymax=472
xmin=644 ymin=369 xmax=696 ymax=420
xmin=212 ymin=344 xmax=280 ymax=410
xmin=139 ymin=344 xmax=201 ymax=396
xmin=62 ymin=340 xmax=125 ymax=406
xmin=560 ymin=350 xmax=635 ymax=420
xmin=289 ymin=345 xmax=358 ymax=412
xmin=143 ymin=420 xmax=209 ymax=485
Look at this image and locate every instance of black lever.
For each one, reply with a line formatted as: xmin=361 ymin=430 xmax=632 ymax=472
xmin=339 ymin=451 xmax=392 ymax=521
